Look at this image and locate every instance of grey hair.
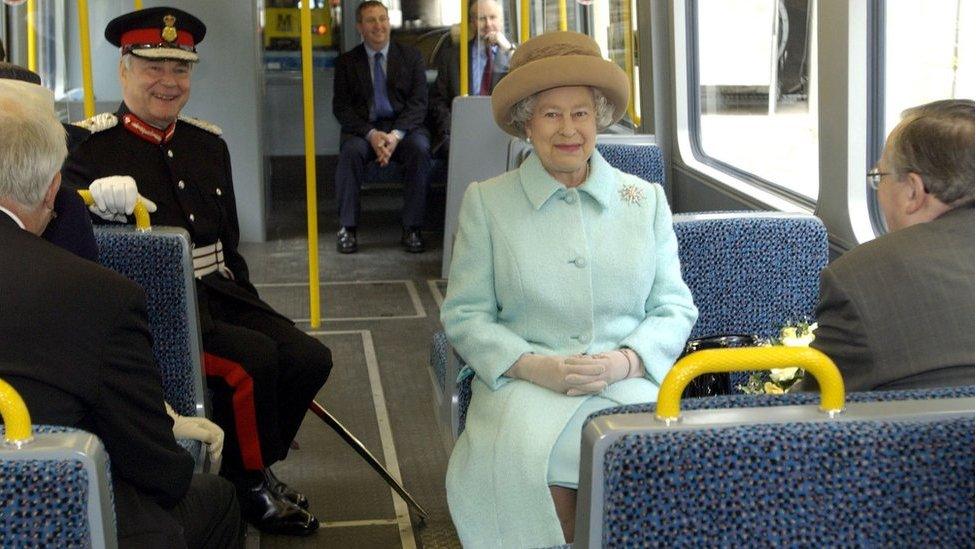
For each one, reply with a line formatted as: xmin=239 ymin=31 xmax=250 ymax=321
xmin=0 ymin=88 xmax=66 ymax=207
xmin=885 ymin=99 xmax=974 ymax=206
xmin=508 ymin=87 xmax=615 ymax=138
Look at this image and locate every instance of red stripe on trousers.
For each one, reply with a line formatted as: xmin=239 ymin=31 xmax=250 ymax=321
xmin=203 ymin=353 xmax=265 ymax=470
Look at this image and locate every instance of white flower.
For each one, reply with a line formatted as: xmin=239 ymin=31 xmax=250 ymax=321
xmin=769 ymin=367 xmax=800 ymax=383
xmin=763 ymin=381 xmax=785 ymax=395
xmin=780 ymin=323 xmax=818 ymax=347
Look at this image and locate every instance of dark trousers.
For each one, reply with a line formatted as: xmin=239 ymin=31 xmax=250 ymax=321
xmin=335 ymin=131 xmax=431 ymax=229
xmin=201 ymin=290 xmax=333 ymax=476
xmin=118 ymin=474 xmax=243 ymax=549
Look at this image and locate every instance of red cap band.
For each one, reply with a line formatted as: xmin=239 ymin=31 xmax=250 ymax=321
xmin=119 ymin=28 xmax=195 ymax=49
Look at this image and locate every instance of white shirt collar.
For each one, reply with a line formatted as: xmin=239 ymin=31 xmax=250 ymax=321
xmin=365 ymin=42 xmax=390 ymax=58
xmin=0 ymin=205 xmax=26 ymax=230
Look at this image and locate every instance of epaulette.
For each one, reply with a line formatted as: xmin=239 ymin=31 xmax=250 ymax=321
xmin=179 ymin=115 xmax=223 ymax=136
xmin=72 ymin=112 xmax=117 ymax=133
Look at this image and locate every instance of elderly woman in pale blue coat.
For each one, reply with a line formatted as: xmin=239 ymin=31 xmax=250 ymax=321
xmin=441 ymin=31 xmax=698 ymax=547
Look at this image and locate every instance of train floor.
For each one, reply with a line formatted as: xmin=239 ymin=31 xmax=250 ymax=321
xmin=239 ymin=167 xmax=458 ymax=548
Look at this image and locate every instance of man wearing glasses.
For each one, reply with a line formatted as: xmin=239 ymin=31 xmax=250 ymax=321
xmin=803 ymin=99 xmax=973 ymax=392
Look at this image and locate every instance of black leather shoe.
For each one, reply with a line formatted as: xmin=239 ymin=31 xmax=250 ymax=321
xmin=239 ymin=478 xmax=319 ymax=536
xmin=264 ymin=468 xmax=309 ymax=509
xmin=401 ymin=229 xmax=425 ymax=253
xmin=337 ymin=227 xmax=357 ymax=254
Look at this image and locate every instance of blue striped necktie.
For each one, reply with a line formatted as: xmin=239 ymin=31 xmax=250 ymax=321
xmin=373 ymin=52 xmax=395 ymax=120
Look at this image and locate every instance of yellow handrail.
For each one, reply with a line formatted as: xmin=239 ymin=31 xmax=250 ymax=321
xmin=77 ymin=189 xmax=152 ymax=232
xmin=460 ymin=0 xmax=469 ymax=97
xmin=655 ymin=346 xmax=845 ymax=421
xmin=77 ymin=0 xmax=96 ymax=119
xmin=26 ymin=0 xmax=37 ymax=72
xmin=299 ymin=0 xmax=321 ymax=329
xmin=557 ymin=0 xmax=567 ymax=31
xmin=520 ymin=0 xmax=530 ymax=44
xmin=134 ymin=0 xmax=143 ymax=9
xmin=622 ymin=0 xmax=640 ymax=126
xmin=0 ymin=378 xmax=33 ymax=446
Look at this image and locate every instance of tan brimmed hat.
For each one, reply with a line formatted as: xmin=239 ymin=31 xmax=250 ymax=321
xmin=491 ymin=31 xmax=630 ymax=137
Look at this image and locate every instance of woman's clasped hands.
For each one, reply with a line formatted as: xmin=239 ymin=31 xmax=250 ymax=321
xmin=508 ymin=349 xmax=643 ymax=396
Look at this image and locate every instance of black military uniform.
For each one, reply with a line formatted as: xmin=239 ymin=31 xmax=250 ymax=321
xmin=62 ymin=7 xmax=330 ymax=536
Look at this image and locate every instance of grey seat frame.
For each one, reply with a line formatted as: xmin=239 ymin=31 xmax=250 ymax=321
xmin=574 ymin=396 xmax=976 ymax=547
xmin=0 ymin=429 xmax=117 ymax=548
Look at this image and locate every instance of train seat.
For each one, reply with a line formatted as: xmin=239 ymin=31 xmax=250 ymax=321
xmin=430 ymin=211 xmax=828 ymax=444
xmin=93 ymin=227 xmax=209 ymax=470
xmin=574 ymin=385 xmax=976 ymax=547
xmin=0 ymin=425 xmax=116 ymax=548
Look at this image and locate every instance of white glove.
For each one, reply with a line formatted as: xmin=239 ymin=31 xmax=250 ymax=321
xmin=507 ymin=353 xmax=608 ymax=395
xmin=488 ymin=31 xmax=513 ymax=52
xmin=88 ymin=175 xmax=158 ymax=222
xmin=165 ymin=401 xmax=224 ymax=470
xmin=565 ymin=349 xmax=644 ymax=396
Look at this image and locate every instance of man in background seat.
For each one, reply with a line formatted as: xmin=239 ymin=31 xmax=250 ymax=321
xmin=428 ymin=0 xmax=515 ymax=157
xmin=805 ymin=99 xmax=974 ymax=391
xmin=62 ymin=7 xmax=331 ymax=535
xmin=0 ymin=79 xmax=242 ymax=549
xmin=332 ymin=0 xmax=431 ymax=254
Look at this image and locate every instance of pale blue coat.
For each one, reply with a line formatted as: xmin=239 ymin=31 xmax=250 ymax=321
xmin=441 ymin=150 xmax=698 ymax=548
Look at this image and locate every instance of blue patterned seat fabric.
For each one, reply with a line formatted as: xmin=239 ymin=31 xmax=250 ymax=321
xmin=594 ymin=142 xmax=665 ymax=192
xmin=0 ymin=425 xmax=114 ymax=548
xmin=94 ymin=229 xmax=198 ymax=417
xmin=602 ymin=416 xmax=975 ymax=547
xmin=94 ymin=228 xmax=204 ymax=462
xmin=430 ymin=330 xmax=449 ymax=393
xmin=673 ymin=213 xmax=828 ymax=388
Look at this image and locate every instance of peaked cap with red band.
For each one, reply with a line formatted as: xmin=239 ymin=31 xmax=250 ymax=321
xmin=105 ymin=7 xmax=206 ymax=62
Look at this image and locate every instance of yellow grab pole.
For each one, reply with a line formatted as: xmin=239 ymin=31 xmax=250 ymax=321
xmin=26 ymin=0 xmax=37 ymax=72
xmin=77 ymin=0 xmax=96 ymax=118
xmin=557 ymin=0 xmax=567 ymax=31
xmin=520 ymin=0 xmax=530 ymax=44
xmin=299 ymin=0 xmax=321 ymax=329
xmin=622 ymin=0 xmax=640 ymax=125
xmin=134 ymin=0 xmax=143 ymax=9
xmin=77 ymin=190 xmax=152 ymax=231
xmin=655 ymin=346 xmax=845 ymax=421
xmin=460 ymin=0 xmax=469 ymax=96
xmin=0 ymin=378 xmax=33 ymax=446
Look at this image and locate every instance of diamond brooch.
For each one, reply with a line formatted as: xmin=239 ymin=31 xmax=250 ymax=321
xmin=618 ymin=184 xmax=646 ymax=206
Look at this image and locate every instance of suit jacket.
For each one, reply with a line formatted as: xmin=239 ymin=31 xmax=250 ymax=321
xmin=332 ymin=41 xmax=429 ymax=141
xmin=428 ymin=37 xmax=511 ymax=146
xmin=804 ymin=206 xmax=975 ymax=392
xmin=0 ymin=213 xmax=195 ymax=542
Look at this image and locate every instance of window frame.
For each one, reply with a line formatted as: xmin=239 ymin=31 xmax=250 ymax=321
xmin=679 ymin=0 xmax=818 ymax=210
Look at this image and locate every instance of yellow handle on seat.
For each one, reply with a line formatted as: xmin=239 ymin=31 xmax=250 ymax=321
xmin=77 ymin=189 xmax=152 ymax=231
xmin=655 ymin=346 xmax=845 ymax=421
xmin=0 ymin=378 xmax=33 ymax=446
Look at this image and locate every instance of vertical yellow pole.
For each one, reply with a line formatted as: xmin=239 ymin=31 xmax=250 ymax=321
xmin=558 ymin=0 xmax=567 ymax=31
xmin=78 ymin=0 xmax=96 ymax=118
xmin=623 ymin=0 xmax=640 ymax=125
xmin=134 ymin=0 xmax=143 ymax=9
xmin=26 ymin=0 xmax=37 ymax=72
xmin=520 ymin=0 xmax=530 ymax=43
xmin=460 ymin=0 xmax=469 ymax=96
xmin=300 ymin=0 xmax=322 ymax=328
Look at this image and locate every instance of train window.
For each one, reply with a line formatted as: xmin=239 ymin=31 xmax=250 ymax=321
xmin=692 ymin=0 xmax=818 ymax=201
xmin=591 ymin=0 xmax=640 ymax=131
xmin=882 ymin=0 xmax=974 ymax=134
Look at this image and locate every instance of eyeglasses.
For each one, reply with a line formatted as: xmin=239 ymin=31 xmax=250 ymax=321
xmin=866 ymin=168 xmax=890 ymax=190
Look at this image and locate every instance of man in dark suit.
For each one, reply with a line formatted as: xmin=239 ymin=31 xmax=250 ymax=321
xmin=0 ymin=80 xmax=241 ymax=549
xmin=428 ymin=0 xmax=514 ymax=156
xmin=0 ymin=62 xmax=98 ymax=261
xmin=61 ymin=7 xmax=330 ymax=535
xmin=804 ymin=99 xmax=974 ymax=392
xmin=332 ymin=0 xmax=431 ymax=254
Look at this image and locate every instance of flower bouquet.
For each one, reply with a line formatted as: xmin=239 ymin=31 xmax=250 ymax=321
xmin=737 ymin=320 xmax=817 ymax=395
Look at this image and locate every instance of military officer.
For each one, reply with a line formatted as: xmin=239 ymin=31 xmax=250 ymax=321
xmin=62 ymin=7 xmax=331 ymax=536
